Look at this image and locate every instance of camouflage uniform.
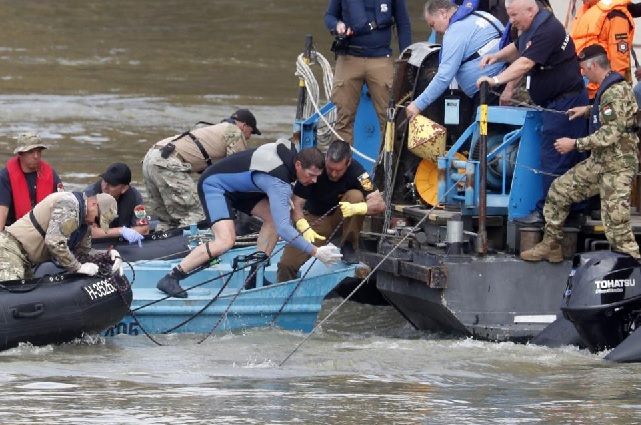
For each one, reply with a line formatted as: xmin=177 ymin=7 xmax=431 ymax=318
xmin=543 ymin=79 xmax=640 ymax=258
xmin=0 ymin=192 xmax=116 ymax=280
xmin=142 ymin=122 xmax=248 ymax=230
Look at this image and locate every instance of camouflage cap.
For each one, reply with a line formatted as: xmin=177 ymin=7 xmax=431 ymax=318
xmin=95 ymin=193 xmax=118 ymax=232
xmin=14 ymin=132 xmax=47 ymax=155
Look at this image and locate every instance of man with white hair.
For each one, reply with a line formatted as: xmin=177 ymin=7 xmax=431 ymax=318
xmin=0 ymin=132 xmax=64 ymax=231
xmin=476 ymin=0 xmax=589 ymax=226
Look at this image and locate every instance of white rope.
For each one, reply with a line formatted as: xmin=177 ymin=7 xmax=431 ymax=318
xmin=295 ymin=51 xmax=377 ymax=164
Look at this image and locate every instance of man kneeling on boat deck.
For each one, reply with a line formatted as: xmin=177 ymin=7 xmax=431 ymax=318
xmin=520 ymin=44 xmax=641 ymax=263
xmin=276 ymin=139 xmax=385 ymax=283
xmin=156 ymin=139 xmax=343 ymax=299
xmin=0 ymin=192 xmax=122 ymax=280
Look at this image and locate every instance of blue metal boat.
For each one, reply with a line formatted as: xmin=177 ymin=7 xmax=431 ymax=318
xmin=103 ymin=243 xmax=363 ymax=336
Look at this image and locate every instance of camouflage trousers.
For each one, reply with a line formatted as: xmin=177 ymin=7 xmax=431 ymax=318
xmin=142 ymin=148 xmax=205 ymax=230
xmin=543 ymin=159 xmax=640 ymax=258
xmin=0 ymin=232 xmax=32 ymax=280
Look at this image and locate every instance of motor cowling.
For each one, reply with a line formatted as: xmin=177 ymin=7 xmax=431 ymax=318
xmin=561 ymin=250 xmax=641 ymax=353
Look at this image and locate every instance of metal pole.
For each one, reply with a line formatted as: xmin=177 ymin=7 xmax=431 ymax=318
xmin=477 ymin=82 xmax=488 ymax=255
xmin=293 ymin=35 xmax=313 ymax=144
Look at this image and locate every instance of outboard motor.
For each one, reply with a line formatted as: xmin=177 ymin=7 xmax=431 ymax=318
xmin=561 ymin=250 xmax=641 ymax=353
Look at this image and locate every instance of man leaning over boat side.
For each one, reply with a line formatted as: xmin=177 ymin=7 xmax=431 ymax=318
xmin=276 ymin=139 xmax=385 ymax=283
xmin=405 ymin=0 xmax=506 ymax=121
xmin=521 ymin=44 xmax=640 ymax=262
xmin=142 ymin=109 xmax=260 ymax=231
xmin=0 ymin=132 xmax=64 ymax=232
xmin=476 ymin=0 xmax=589 ymax=227
xmin=155 ymin=139 xmax=343 ymax=299
xmin=0 ymin=192 xmax=122 ymax=281
xmin=84 ymin=162 xmax=148 ymax=246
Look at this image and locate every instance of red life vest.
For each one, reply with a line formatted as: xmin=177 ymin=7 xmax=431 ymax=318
xmin=6 ymin=156 xmax=56 ymax=220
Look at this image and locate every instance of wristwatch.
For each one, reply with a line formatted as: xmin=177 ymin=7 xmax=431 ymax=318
xmin=492 ymin=76 xmax=500 ymax=85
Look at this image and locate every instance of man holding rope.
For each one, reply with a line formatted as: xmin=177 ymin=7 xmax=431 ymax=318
xmin=476 ymin=0 xmax=589 ymax=226
xmin=521 ymin=44 xmax=640 ymax=262
xmin=156 ymin=139 xmax=343 ymax=298
xmin=277 ymin=140 xmax=385 ymax=283
xmin=405 ymin=0 xmax=505 ymax=121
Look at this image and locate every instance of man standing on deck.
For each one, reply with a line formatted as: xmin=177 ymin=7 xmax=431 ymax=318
xmin=155 ymin=139 xmax=343 ymax=299
xmin=476 ymin=0 xmax=589 ymax=226
xmin=521 ymin=45 xmax=640 ymax=262
xmin=324 ymin=0 xmax=412 ymax=144
xmin=0 ymin=132 xmax=64 ymax=231
xmin=142 ymin=109 xmax=259 ymax=230
xmin=570 ymin=0 xmax=635 ymax=100
xmin=277 ymin=139 xmax=385 ymax=282
xmin=405 ymin=0 xmax=505 ymax=121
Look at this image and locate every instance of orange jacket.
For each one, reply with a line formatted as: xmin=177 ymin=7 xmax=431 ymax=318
xmin=570 ymin=0 xmax=635 ymax=99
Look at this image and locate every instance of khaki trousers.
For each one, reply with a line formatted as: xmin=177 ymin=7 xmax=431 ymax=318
xmin=277 ymin=190 xmax=364 ymax=282
xmin=331 ymin=55 xmax=394 ymax=143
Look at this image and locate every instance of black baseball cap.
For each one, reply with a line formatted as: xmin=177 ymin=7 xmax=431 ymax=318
xmin=578 ymin=44 xmax=607 ymax=62
xmin=231 ymin=109 xmax=261 ymax=135
xmin=100 ymin=162 xmax=132 ymax=186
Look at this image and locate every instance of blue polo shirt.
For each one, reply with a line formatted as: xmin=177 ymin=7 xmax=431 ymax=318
xmin=414 ymin=11 xmax=505 ymax=110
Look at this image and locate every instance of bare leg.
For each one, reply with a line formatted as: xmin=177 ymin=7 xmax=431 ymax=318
xmin=179 ymin=219 xmax=236 ymax=273
xmin=251 ymin=198 xmax=278 ymax=255
xmin=157 ymin=218 xmax=237 ymax=298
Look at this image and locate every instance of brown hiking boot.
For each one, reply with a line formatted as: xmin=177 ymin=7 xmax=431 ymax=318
xmin=520 ymin=238 xmax=563 ymax=263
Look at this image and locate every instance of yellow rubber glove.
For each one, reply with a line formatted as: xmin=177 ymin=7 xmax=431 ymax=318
xmin=295 ymin=218 xmax=326 ymax=243
xmin=339 ymin=201 xmax=368 ymax=217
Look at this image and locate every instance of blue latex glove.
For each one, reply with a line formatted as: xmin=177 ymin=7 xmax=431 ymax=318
xmin=120 ymin=226 xmax=144 ymax=247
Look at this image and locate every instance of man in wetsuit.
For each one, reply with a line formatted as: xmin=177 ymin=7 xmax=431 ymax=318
xmin=156 ymin=139 xmax=343 ymax=298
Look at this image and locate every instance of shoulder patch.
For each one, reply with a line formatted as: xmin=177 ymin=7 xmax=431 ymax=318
xmin=134 ymin=204 xmax=148 ymax=225
xmin=618 ymin=41 xmax=629 ymax=53
xmin=357 ymin=172 xmax=374 ymax=192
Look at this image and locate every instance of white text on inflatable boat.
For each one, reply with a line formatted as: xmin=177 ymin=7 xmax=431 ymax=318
xmin=594 ymin=278 xmax=636 ymax=294
xmin=83 ymin=279 xmax=117 ymax=301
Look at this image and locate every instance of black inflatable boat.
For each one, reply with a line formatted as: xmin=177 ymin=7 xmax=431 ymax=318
xmin=533 ymin=250 xmax=641 ymax=363
xmin=91 ymin=214 xmax=262 ymax=263
xmin=0 ymin=272 xmax=132 ymax=351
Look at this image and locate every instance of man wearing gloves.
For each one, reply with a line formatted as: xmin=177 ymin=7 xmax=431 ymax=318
xmin=156 ymin=139 xmax=343 ymax=298
xmin=0 ymin=192 xmax=123 ymax=280
xmin=84 ymin=162 xmax=147 ymax=246
xmin=277 ymin=139 xmax=385 ymax=283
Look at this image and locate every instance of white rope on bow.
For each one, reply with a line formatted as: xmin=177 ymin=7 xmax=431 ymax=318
xmin=295 ymin=51 xmax=377 ymax=164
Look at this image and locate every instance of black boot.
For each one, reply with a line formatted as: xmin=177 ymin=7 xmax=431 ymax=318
xmin=340 ymin=242 xmax=359 ymax=265
xmin=157 ymin=265 xmax=189 ymax=298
